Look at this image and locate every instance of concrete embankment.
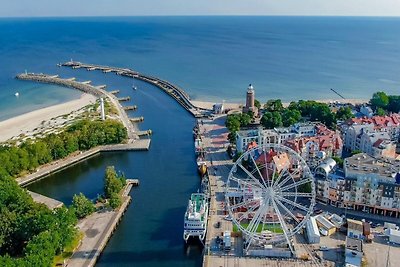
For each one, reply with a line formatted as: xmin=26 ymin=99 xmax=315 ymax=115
xmin=27 ymin=190 xmax=63 ymax=209
xmin=61 ymin=61 xmax=211 ymax=118
xmin=68 ymin=179 xmax=139 ymax=267
xmin=17 ymin=139 xmax=151 ymax=187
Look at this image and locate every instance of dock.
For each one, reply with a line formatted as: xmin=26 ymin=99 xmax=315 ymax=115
xmin=28 ymin=190 xmax=63 ymax=210
xmin=117 ymin=96 xmax=130 ymax=101
xmin=61 ymin=61 xmax=212 ymax=118
xmin=136 ymin=130 xmax=152 ymax=136
xmin=123 ymin=105 xmax=137 ymax=111
xmin=67 ymin=179 xmax=138 ymax=267
xmin=130 ymin=116 xmax=144 ymax=123
xmin=17 ymin=139 xmax=151 ymax=187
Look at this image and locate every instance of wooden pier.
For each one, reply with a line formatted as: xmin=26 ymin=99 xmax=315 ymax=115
xmin=136 ymin=130 xmax=152 ymax=136
xmin=61 ymin=61 xmax=211 ymax=118
xmin=117 ymin=96 xmax=130 ymax=101
xmin=124 ymin=105 xmax=137 ymax=111
xmin=130 ymin=116 xmax=144 ymax=123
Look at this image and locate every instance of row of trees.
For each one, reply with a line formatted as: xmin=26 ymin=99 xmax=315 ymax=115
xmin=104 ymin=166 xmax=126 ymax=209
xmin=0 ymin=119 xmax=127 ymax=178
xmin=370 ymin=91 xmax=400 ymax=114
xmin=261 ymin=99 xmax=353 ymax=129
xmin=0 ymin=172 xmax=77 ymax=266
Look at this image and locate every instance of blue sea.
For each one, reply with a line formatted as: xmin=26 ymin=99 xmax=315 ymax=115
xmin=0 ymin=16 xmax=400 ymax=121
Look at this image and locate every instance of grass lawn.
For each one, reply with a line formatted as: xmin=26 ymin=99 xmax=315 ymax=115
xmin=232 ymin=223 xmax=284 ymax=234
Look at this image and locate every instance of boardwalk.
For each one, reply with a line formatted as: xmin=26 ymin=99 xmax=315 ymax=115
xmin=61 ymin=61 xmax=211 ymax=118
xmin=17 ymin=139 xmax=151 ymax=186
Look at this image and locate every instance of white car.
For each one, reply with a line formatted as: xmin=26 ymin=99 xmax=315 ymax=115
xmin=319 ymin=245 xmax=328 ymax=251
xmin=319 ymin=227 xmax=328 ymax=236
xmin=223 ymin=216 xmax=232 ymax=221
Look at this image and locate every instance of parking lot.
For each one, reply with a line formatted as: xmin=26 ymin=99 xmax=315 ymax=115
xmin=363 ymin=232 xmax=400 ymax=266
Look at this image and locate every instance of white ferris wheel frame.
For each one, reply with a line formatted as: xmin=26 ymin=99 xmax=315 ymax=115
xmin=225 ymin=143 xmax=316 ymax=251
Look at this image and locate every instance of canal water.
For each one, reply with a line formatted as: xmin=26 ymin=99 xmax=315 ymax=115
xmin=27 ymin=70 xmax=204 ymax=266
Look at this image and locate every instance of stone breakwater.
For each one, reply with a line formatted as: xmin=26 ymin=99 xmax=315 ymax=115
xmin=61 ymin=61 xmax=211 ymax=118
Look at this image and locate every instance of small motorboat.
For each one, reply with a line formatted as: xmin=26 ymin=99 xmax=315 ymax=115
xmin=15 ymin=92 xmax=19 ymax=97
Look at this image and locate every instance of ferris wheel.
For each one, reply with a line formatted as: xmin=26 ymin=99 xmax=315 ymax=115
xmin=225 ymin=144 xmax=315 ymax=252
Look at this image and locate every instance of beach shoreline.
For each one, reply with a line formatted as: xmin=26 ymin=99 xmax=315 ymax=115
xmin=0 ymin=93 xmax=96 ymax=143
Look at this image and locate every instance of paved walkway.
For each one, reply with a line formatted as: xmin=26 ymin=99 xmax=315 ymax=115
xmin=66 ymin=182 xmax=134 ymax=267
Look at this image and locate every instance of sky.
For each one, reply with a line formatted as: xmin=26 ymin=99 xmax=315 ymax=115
xmin=1 ymin=0 xmax=400 ymax=17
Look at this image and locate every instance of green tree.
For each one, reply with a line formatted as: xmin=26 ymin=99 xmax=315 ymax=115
xmin=376 ymin=107 xmax=386 ymax=116
xmin=104 ymin=166 xmax=125 ymax=199
xmin=254 ymin=99 xmax=261 ymax=109
xmin=282 ymin=109 xmax=302 ymax=127
xmin=109 ymin=193 xmax=122 ymax=210
xmin=264 ymin=99 xmax=283 ymax=112
xmin=388 ymin=95 xmax=400 ymax=113
xmin=72 ymin=193 xmax=95 ymax=219
xmin=261 ymin=111 xmax=283 ymax=129
xmin=370 ymin=91 xmax=389 ymax=110
xmin=336 ymin=107 xmax=354 ymax=121
xmin=225 ymin=114 xmax=241 ymax=133
xmin=239 ymin=113 xmax=251 ymax=126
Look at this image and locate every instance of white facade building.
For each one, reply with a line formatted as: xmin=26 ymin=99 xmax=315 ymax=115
xmin=306 ymin=216 xmax=320 ymax=244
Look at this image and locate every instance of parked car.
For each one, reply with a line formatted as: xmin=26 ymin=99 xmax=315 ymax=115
xmin=319 ymin=245 xmax=328 ymax=251
xmin=319 ymin=228 xmax=328 ymax=236
xmin=314 ymin=209 xmax=323 ymax=215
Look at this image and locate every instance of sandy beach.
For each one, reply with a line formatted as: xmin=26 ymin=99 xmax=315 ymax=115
xmin=0 ymin=94 xmax=96 ymax=143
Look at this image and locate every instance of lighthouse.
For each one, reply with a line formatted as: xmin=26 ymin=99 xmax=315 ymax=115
xmin=243 ymin=84 xmax=258 ymax=117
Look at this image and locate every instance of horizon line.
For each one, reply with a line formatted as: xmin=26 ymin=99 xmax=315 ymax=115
xmin=1 ymin=14 xmax=400 ymax=19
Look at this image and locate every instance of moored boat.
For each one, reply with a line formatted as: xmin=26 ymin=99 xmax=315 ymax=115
xmin=183 ymin=193 xmax=209 ymax=244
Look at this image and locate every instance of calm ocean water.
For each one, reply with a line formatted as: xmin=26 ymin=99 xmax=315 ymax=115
xmin=1 ymin=16 xmax=400 ymax=121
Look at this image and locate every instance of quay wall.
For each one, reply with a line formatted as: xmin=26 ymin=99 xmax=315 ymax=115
xmin=85 ymin=184 xmax=134 ymax=267
xmin=17 ymin=140 xmax=151 ymax=187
